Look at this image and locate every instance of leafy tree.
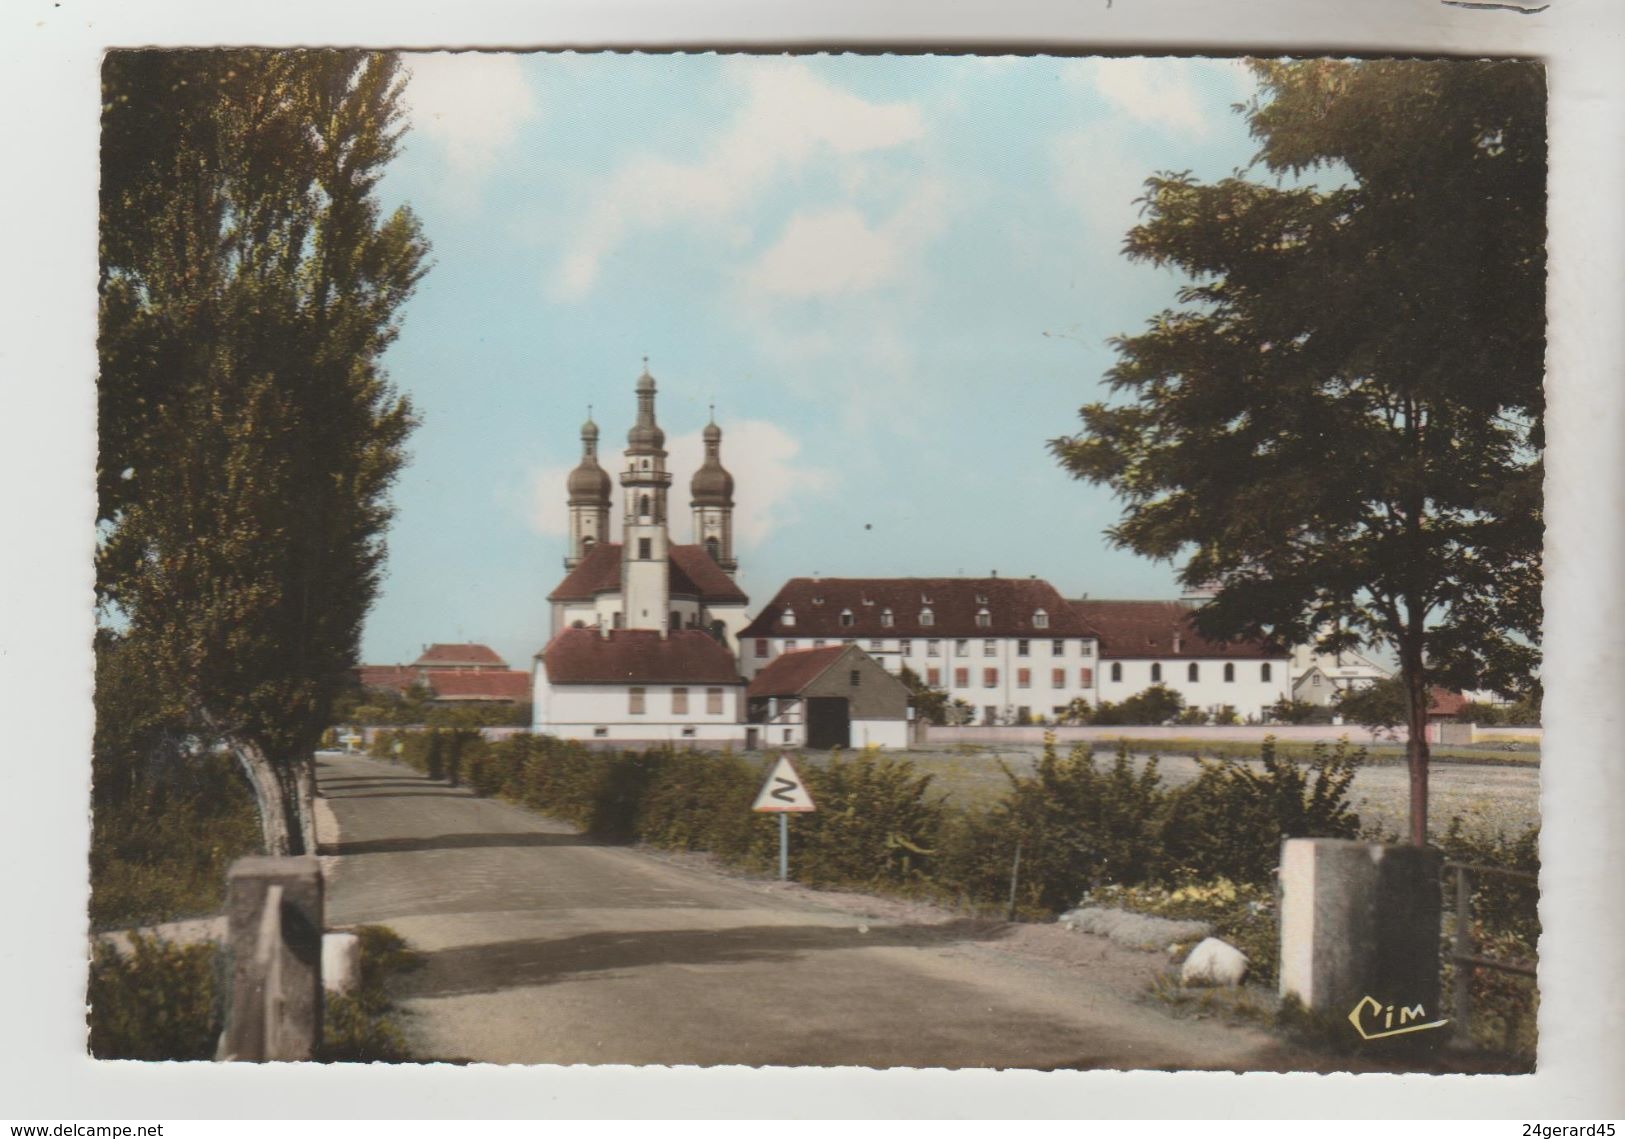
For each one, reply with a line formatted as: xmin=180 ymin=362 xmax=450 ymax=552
xmin=1267 ymin=697 xmax=1336 ymax=725
xmin=98 ymin=51 xmax=429 ymax=854
xmin=1334 ymin=676 xmax=1410 ymax=738
xmin=1051 ymin=60 xmax=1544 ymax=844
xmin=897 ymin=666 xmax=972 ymax=726
xmin=1118 ymin=684 xmax=1185 ymax=725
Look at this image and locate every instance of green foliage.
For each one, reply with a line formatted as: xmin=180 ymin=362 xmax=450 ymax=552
xmin=1049 ymin=60 xmax=1545 ymax=841
xmin=98 ymin=50 xmax=429 ymax=854
xmin=88 ymin=933 xmax=223 ymax=1060
xmin=1160 ymin=738 xmax=1364 ymax=885
xmin=1088 ymin=685 xmax=1185 ymax=726
xmin=320 ymin=925 xmax=424 ymax=1063
xmin=943 ymin=739 xmax=1168 ymax=912
xmin=332 ymin=683 xmax=532 ymax=728
xmin=1087 ymin=878 xmax=1280 ymax=985
xmin=1335 ymin=678 xmax=1410 ymax=735
xmin=795 ymin=749 xmax=946 ymax=888
xmin=1267 ymin=698 xmax=1336 ymax=725
xmin=897 ymin=666 xmax=971 ymax=726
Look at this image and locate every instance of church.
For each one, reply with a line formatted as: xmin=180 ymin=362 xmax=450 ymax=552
xmin=531 ymin=365 xmax=754 ymax=744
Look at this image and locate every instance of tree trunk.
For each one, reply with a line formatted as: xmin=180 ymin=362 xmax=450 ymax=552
xmin=1402 ymin=652 xmax=1432 ymax=847
xmin=291 ymin=752 xmax=318 ymax=855
xmin=224 ymin=734 xmax=314 ymax=856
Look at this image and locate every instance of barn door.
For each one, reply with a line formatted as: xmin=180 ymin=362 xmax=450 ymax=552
xmin=806 ymin=697 xmax=850 ymax=750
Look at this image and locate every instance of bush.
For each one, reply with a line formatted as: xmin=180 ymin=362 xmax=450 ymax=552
xmin=320 ymin=924 xmax=424 ymax=1063
xmin=943 ymin=738 xmax=1167 ymax=912
xmin=88 ymin=933 xmax=223 ymax=1060
xmin=1267 ymin=698 xmax=1337 ymax=725
xmin=795 ymin=749 xmax=945 ymax=888
xmin=1086 ymin=878 xmax=1280 ymax=985
xmin=1159 ymin=737 xmax=1363 ymax=885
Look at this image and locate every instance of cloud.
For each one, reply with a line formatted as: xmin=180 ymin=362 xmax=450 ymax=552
xmin=549 ymin=60 xmax=926 ymax=300
xmin=1051 ymin=124 xmax=1154 ymax=251
xmin=403 ymin=53 xmax=538 ymax=186
xmin=741 ymin=179 xmax=949 ymax=299
xmin=1061 ymin=58 xmax=1254 ymax=138
xmin=528 ymin=419 xmax=833 ymax=552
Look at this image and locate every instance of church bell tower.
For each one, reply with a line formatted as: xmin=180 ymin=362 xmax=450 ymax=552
xmin=564 ymin=413 xmax=612 ymax=571
xmin=620 ymin=362 xmax=673 ymax=633
xmin=690 ymin=410 xmax=737 ymax=577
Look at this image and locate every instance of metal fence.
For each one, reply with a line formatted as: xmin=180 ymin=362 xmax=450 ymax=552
xmin=1445 ymin=860 xmax=1538 ymax=1048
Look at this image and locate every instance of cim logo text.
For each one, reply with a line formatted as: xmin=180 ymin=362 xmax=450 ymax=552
xmin=1346 ymin=995 xmax=1449 ymax=1040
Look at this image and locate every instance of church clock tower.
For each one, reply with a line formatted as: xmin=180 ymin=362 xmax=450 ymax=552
xmin=620 ymin=363 xmax=673 ymax=633
xmin=564 ymin=413 xmax=612 ymax=571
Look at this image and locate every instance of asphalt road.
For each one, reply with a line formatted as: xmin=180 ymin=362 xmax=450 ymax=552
xmin=316 ymin=751 xmax=1285 ymax=1069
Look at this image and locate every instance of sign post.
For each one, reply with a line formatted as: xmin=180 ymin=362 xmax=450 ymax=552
xmin=752 ymin=754 xmax=816 ymax=882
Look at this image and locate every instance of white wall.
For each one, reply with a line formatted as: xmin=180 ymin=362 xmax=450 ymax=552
xmin=852 ymin=719 xmax=910 ymax=749
xmin=1097 ymin=656 xmax=1290 ymax=721
xmin=534 ymin=676 xmax=744 ymax=739
xmin=741 ymin=634 xmax=1100 ymax=723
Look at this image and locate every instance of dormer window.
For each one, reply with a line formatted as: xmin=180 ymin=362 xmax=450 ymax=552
xmin=812 ymin=596 xmax=824 ymax=606
xmin=1033 ymin=609 xmax=1049 ymax=629
xmin=781 ymin=608 xmax=796 ymax=628
xmin=839 ymin=609 xmax=855 ymax=627
xmin=975 ymin=593 xmax=988 ymax=604
xmin=920 ymin=608 xmax=935 ymax=627
xmin=920 ymin=593 xmax=933 ymax=604
xmin=976 ymin=608 xmax=992 ymax=629
xmin=880 ymin=608 xmax=894 ymax=628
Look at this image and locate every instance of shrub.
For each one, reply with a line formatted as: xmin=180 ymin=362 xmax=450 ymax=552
xmin=943 ymin=738 xmax=1167 ymax=912
xmin=320 ymin=924 xmax=424 ymax=1063
xmin=1086 ymin=878 xmax=1280 ymax=985
xmin=1118 ymin=685 xmax=1185 ymax=725
xmin=88 ymin=933 xmax=223 ymax=1060
xmin=795 ymin=749 xmax=945 ymax=888
xmin=1267 ymin=698 xmax=1336 ymax=725
xmin=1159 ymin=737 xmax=1363 ymax=885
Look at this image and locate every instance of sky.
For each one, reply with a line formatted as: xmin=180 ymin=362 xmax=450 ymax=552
xmin=363 ymin=53 xmax=1266 ymax=669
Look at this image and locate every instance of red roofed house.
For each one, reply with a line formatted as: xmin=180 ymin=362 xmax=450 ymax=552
xmin=533 ymin=365 xmax=749 ymax=744
xmin=356 ymin=643 xmax=532 ymax=705
xmin=739 ymin=575 xmax=1099 ymax=727
xmin=1071 ymin=599 xmax=1291 ymax=722
xmin=746 ymin=644 xmax=910 ymax=750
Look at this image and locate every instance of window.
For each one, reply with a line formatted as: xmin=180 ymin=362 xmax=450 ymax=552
xmin=613 ymin=611 xmax=624 ymax=629
xmin=670 ymin=610 xmax=681 ymax=631
xmin=850 ymin=670 xmax=861 ymax=687
xmin=1052 ymin=668 xmax=1065 ymax=689
xmin=813 ymin=640 xmax=826 ymax=648
xmin=899 ymin=639 xmax=912 ymax=654
xmin=880 ymin=609 xmax=894 ymax=628
xmin=785 ymin=639 xmax=798 ymax=652
xmin=976 ymin=608 xmax=991 ymax=628
xmin=671 ymin=687 xmax=689 ymax=715
xmin=707 ymin=687 xmax=724 ymax=714
xmin=920 ymin=608 xmax=935 ymax=627
xmin=1188 ymin=663 xmax=1199 ymax=683
xmin=955 ymin=639 xmax=969 ymax=657
xmin=983 ymin=706 xmax=998 ymax=725
xmin=842 ymin=638 xmax=854 ymax=646
xmin=1018 ymin=706 xmax=1031 ymax=723
xmin=927 ymin=667 xmax=941 ymax=686
xmin=681 ymin=725 xmax=696 ymax=739
xmin=983 ymin=668 xmax=998 ymax=688
xmin=869 ymin=640 xmax=883 ymax=651
xmin=780 ymin=607 xmax=797 ymax=627
xmin=1017 ymin=669 xmax=1031 ymax=689
xmin=784 ymin=728 xmax=793 ymax=742
xmin=755 ymin=639 xmax=769 ymax=658
xmin=1033 ymin=610 xmax=1049 ymax=629
xmin=1262 ymin=663 xmax=1273 ymax=682
xmin=1017 ymin=639 xmax=1030 ymax=657
xmin=954 ymin=668 xmax=969 ymax=688
xmin=975 ymin=593 xmax=988 ymax=604
xmin=1052 ymin=639 xmax=1065 ymax=655
xmin=983 ymin=639 xmax=997 ymax=657
xmin=593 ymin=726 xmax=608 ymax=738
xmin=1081 ymin=641 xmax=1095 ymax=658
xmin=638 ymin=493 xmax=650 ymax=517
xmin=927 ymin=639 xmax=941 ymax=656
xmin=1312 ymin=673 xmax=1321 ymax=687
xmin=1110 ymin=662 xmax=1122 ymax=683
xmin=705 ymin=536 xmax=720 ymax=561
xmin=628 ymin=687 xmax=646 ymax=714
xmin=1225 ymin=663 xmax=1235 ymax=683
xmin=638 ymin=537 xmax=652 ymax=560
xmin=1151 ymin=663 xmax=1162 ymax=683
xmin=840 ymin=609 xmax=855 ymax=627
xmin=1080 ymin=667 xmax=1094 ymax=687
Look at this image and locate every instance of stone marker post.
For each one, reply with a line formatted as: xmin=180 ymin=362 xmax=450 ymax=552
xmin=1279 ymin=838 xmax=1444 ymax=1035
xmin=219 ymin=855 xmax=324 ymax=1062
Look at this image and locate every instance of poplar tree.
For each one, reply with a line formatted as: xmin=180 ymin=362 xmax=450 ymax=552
xmin=98 ymin=50 xmax=429 ymax=854
xmin=1051 ymin=60 xmax=1544 ymax=844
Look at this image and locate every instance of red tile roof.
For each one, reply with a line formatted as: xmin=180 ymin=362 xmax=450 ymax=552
xmin=540 ymin=628 xmax=744 ymax=685
xmin=547 ymin=543 xmax=748 ymax=605
xmin=411 ymin=643 xmax=507 ymax=668
xmin=1427 ymin=688 xmax=1469 ymax=718
xmin=746 ymin=646 xmax=848 ymax=698
xmin=739 ymin=577 xmax=1091 ymax=639
xmin=356 ymin=665 xmax=418 ymax=693
xmin=427 ymin=670 xmax=532 ymax=702
xmin=1070 ymin=599 xmax=1285 ymax=661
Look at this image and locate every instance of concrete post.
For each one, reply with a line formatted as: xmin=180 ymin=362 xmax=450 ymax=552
xmin=322 ymin=931 xmax=363 ymax=996
xmin=219 ymin=856 xmax=324 ymax=1062
xmin=1279 ymin=838 xmax=1444 ymax=1032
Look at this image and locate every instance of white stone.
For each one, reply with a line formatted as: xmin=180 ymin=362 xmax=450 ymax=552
xmin=1181 ymin=936 xmax=1249 ymax=987
xmin=322 ymin=931 xmax=362 ymax=994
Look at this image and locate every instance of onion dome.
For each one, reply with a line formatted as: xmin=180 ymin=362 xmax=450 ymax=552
xmin=567 ymin=416 xmax=612 ymax=503
xmin=690 ymin=417 xmax=734 ymax=506
xmin=626 ymin=363 xmax=666 ymax=453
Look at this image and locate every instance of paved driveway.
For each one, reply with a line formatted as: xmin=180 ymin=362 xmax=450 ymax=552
xmin=317 ymin=751 xmax=1285 ymax=1069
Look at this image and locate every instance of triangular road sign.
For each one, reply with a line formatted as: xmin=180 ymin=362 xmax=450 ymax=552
xmin=752 ymin=754 xmax=817 ymax=813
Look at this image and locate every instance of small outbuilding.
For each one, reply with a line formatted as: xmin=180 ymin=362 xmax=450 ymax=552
xmin=746 ymin=644 xmax=910 ymax=750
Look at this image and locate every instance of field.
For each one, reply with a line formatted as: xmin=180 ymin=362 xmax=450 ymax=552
xmin=794 ymin=742 xmax=1540 ymax=840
